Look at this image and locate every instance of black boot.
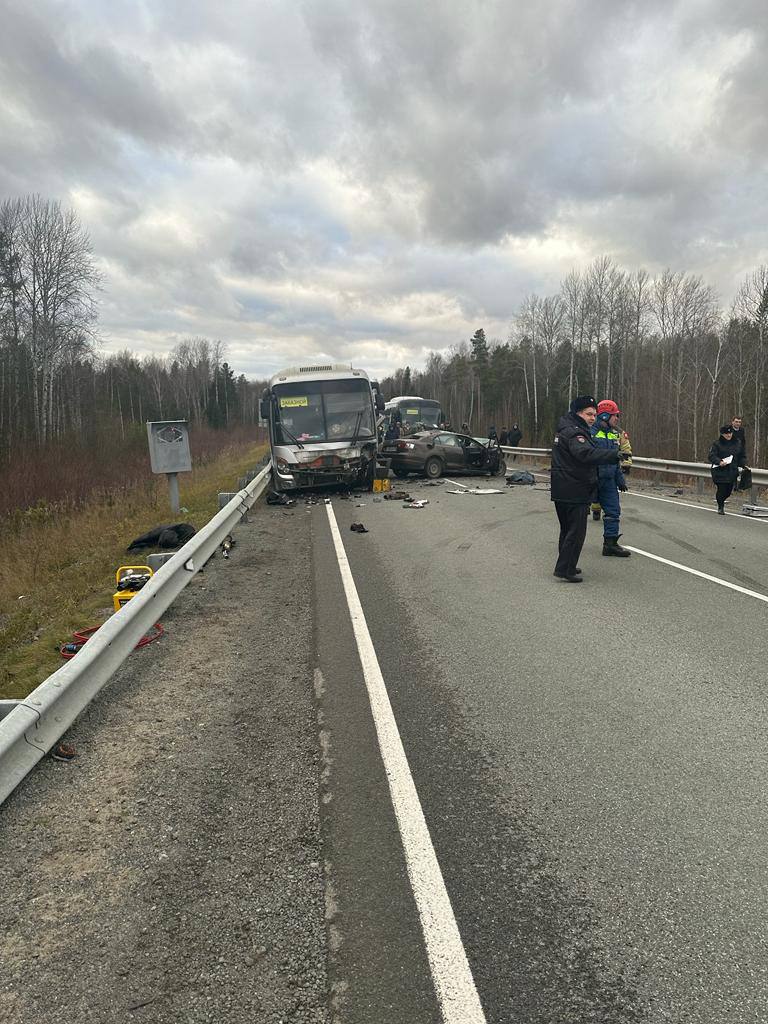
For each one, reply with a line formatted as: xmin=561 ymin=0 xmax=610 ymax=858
xmin=717 ymin=504 xmax=725 ymax=515
xmin=602 ymin=535 xmax=631 ymax=557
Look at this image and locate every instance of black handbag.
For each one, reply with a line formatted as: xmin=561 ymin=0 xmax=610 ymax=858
xmin=738 ymin=467 xmax=753 ymax=491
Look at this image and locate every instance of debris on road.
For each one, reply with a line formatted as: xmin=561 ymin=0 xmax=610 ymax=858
xmin=404 ymin=499 xmax=429 ymax=508
xmin=350 ymin=522 xmax=369 ymax=533
xmin=267 ymin=492 xmax=296 ymax=507
xmin=507 ymin=471 xmax=535 ymax=485
xmin=384 ymin=491 xmax=410 ymax=500
xmin=50 ymin=742 xmax=76 ymax=762
xmin=447 ymin=487 xmax=505 ymax=495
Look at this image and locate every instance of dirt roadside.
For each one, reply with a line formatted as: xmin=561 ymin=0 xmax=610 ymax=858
xmin=0 ymin=501 xmax=327 ymax=1024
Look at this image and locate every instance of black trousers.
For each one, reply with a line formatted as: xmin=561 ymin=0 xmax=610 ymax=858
xmin=715 ymin=481 xmax=735 ymax=506
xmin=554 ymin=502 xmax=588 ymax=576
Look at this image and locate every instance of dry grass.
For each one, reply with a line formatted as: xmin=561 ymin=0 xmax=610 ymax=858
xmin=0 ymin=443 xmax=268 ymax=700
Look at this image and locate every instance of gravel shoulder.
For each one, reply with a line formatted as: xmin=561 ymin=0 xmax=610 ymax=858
xmin=0 ymin=502 xmax=327 ymax=1024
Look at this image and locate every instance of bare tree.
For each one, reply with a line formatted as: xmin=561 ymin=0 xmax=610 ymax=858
xmin=735 ymin=265 xmax=768 ymax=460
xmin=16 ymin=196 xmax=99 ymax=443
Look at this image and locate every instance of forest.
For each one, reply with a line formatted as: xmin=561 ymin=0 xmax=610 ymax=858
xmin=380 ymin=257 xmax=768 ymax=464
xmin=0 ymin=196 xmax=265 ymax=512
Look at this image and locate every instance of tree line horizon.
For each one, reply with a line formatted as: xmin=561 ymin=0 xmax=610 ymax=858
xmin=2 ymin=193 xmax=767 ymax=468
xmin=380 ymin=258 xmax=768 ymax=463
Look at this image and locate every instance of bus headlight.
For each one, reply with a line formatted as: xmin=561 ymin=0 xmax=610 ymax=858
xmin=276 ymin=459 xmax=293 ymax=475
xmin=337 ymin=448 xmax=360 ymax=460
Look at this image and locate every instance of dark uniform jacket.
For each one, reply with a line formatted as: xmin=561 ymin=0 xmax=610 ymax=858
xmin=708 ymin=437 xmax=744 ymax=483
xmin=731 ymin=427 xmax=746 ymax=464
xmin=550 ymin=412 xmax=621 ymax=504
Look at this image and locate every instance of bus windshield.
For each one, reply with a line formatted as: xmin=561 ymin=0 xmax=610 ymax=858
xmin=273 ymin=379 xmax=375 ymax=445
xmin=388 ymin=400 xmax=442 ymax=428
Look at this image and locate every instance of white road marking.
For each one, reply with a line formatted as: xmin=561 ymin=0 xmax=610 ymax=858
xmin=625 ymin=545 xmax=768 ymax=604
xmin=324 ymin=503 xmax=487 ymax=1024
xmin=625 ymin=490 xmax=767 ymax=522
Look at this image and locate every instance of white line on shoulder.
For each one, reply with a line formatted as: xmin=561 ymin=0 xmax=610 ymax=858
xmin=625 ymin=490 xmax=767 ymax=522
xmin=324 ymin=503 xmax=487 ymax=1023
xmin=624 ymin=545 xmax=768 ymax=604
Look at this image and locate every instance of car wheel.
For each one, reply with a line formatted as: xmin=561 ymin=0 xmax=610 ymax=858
xmin=492 ymin=459 xmax=507 ymax=477
xmin=393 ymin=466 xmax=410 ymax=479
xmin=424 ymin=457 xmax=443 ymax=479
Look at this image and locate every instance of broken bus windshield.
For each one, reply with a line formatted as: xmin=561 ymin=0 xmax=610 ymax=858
xmin=272 ymin=379 xmax=375 ymax=445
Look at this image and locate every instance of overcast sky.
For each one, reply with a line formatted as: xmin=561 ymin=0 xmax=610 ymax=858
xmin=1 ymin=0 xmax=766 ymax=379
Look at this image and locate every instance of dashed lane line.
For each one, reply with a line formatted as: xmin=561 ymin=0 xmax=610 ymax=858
xmin=625 ymin=545 xmax=768 ymax=604
xmin=324 ymin=503 xmax=487 ymax=1024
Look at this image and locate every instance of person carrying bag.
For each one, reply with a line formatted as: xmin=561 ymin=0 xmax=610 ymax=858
xmin=708 ymin=424 xmax=745 ymax=515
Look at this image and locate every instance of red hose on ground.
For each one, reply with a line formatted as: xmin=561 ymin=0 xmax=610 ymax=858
xmin=60 ymin=622 xmax=164 ymax=660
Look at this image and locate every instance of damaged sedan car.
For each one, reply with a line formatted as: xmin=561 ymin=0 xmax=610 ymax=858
xmin=381 ymin=430 xmax=507 ymax=480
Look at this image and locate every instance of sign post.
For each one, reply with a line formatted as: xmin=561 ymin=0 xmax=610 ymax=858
xmin=146 ymin=421 xmax=192 ymax=513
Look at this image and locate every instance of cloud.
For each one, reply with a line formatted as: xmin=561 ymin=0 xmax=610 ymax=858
xmin=1 ymin=0 xmax=766 ymax=378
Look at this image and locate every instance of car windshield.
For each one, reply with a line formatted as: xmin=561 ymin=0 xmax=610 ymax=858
xmin=273 ymin=380 xmax=375 ymax=444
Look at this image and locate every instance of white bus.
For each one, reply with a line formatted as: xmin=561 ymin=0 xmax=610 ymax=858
xmin=260 ymin=364 xmax=385 ymax=491
xmin=383 ymin=395 xmax=444 ymax=431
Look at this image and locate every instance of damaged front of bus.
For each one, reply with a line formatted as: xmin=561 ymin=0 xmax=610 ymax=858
xmin=261 ymin=364 xmax=384 ymax=492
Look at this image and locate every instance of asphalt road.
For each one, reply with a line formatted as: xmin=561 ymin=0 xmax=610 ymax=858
xmin=315 ymin=477 xmax=768 ymax=1023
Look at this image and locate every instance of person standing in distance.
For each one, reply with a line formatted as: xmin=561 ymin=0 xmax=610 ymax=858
xmin=708 ymin=424 xmax=745 ymax=514
xmin=508 ymin=423 xmax=523 ymax=447
xmin=591 ymin=401 xmax=631 ymax=557
xmin=551 ymin=396 xmax=622 ymax=582
xmin=730 ymin=415 xmax=747 ymax=466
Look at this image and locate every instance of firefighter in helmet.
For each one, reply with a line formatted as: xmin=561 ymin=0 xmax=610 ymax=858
xmin=590 ymin=400 xmax=631 ymax=557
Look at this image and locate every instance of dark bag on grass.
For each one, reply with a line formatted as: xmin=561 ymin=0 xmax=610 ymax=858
xmin=127 ymin=523 xmax=196 ymax=552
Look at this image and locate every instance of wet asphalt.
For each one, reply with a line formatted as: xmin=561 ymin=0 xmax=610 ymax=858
xmin=314 ymin=477 xmax=768 ymax=1024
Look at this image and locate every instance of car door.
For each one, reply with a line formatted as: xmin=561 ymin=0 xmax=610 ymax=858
xmin=435 ymin=433 xmax=465 ymax=471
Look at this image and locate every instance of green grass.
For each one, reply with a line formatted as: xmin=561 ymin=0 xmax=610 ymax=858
xmin=0 ymin=445 xmax=267 ymax=701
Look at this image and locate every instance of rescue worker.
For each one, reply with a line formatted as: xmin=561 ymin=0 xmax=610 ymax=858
xmin=551 ymin=396 xmax=623 ymax=582
xmin=591 ymin=400 xmax=632 ymax=520
xmin=591 ymin=403 xmax=631 ymax=556
xmin=708 ymin=424 xmax=746 ymax=514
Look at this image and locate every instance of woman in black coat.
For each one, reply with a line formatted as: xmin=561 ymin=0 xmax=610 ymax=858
xmin=708 ymin=424 xmax=745 ymax=514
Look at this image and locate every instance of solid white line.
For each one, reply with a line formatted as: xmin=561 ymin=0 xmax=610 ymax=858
xmin=624 ymin=545 xmax=768 ymax=604
xmin=324 ymin=504 xmax=487 ymax=1024
xmin=625 ymin=490 xmax=767 ymax=522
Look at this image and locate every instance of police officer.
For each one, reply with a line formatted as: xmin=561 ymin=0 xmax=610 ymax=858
xmin=551 ymin=396 xmax=623 ymax=582
xmin=591 ymin=401 xmax=631 ymax=556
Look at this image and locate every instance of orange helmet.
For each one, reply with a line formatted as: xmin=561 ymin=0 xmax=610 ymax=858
xmin=597 ymin=399 xmax=620 ymax=415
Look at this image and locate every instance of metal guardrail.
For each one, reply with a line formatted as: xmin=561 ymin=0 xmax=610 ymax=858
xmin=501 ymin=447 xmax=768 ymax=490
xmin=0 ymin=464 xmax=272 ymax=807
